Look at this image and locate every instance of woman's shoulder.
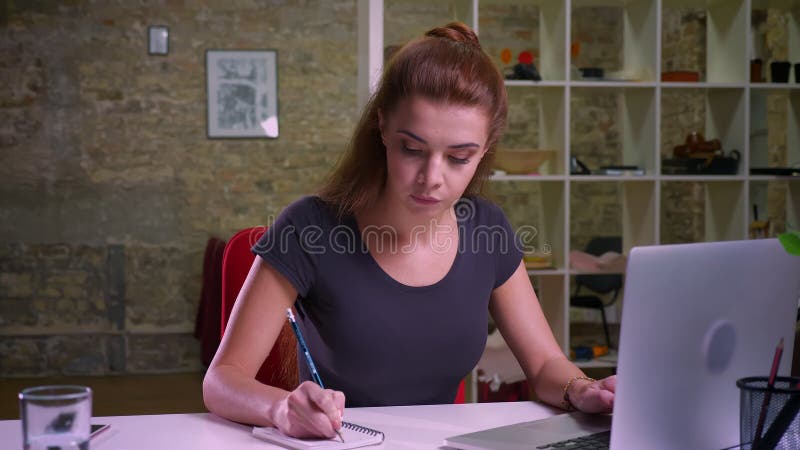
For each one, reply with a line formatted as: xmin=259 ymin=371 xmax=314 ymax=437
xmin=283 ymin=195 xmax=324 ymax=213
xmin=278 ymin=195 xmax=340 ymax=227
xmin=456 ymin=195 xmax=508 ymax=226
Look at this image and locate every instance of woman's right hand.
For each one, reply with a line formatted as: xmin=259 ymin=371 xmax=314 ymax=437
xmin=271 ymin=381 xmax=346 ymax=439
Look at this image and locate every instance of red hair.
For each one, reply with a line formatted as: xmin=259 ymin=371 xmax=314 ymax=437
xmin=319 ymin=22 xmax=507 ymax=217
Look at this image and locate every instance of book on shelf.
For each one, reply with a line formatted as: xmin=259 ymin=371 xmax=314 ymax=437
xmin=593 ymin=166 xmax=645 ymax=176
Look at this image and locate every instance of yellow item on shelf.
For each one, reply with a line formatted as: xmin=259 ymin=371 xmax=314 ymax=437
xmin=749 ymin=220 xmax=769 ymax=239
xmin=524 ymin=253 xmax=554 ymax=270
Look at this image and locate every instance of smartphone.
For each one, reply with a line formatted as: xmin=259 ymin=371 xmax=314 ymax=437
xmin=90 ymin=424 xmax=110 ymax=439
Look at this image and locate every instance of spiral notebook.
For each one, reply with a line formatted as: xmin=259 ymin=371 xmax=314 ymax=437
xmin=252 ymin=421 xmax=385 ymax=449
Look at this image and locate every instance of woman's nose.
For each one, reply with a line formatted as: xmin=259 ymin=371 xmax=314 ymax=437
xmin=418 ymin=156 xmax=443 ymax=188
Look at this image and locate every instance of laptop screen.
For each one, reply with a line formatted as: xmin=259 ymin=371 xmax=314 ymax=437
xmin=610 ymin=239 xmax=800 ymax=449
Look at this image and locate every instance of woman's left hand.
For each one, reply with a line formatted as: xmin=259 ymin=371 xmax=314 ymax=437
xmin=570 ymin=375 xmax=616 ymax=414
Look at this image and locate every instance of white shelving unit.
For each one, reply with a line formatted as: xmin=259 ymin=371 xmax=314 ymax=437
xmin=358 ymin=0 xmax=800 ymax=370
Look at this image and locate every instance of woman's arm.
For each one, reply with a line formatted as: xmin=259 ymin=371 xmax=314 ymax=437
xmin=489 ymin=261 xmax=615 ymax=413
xmin=202 ymin=257 xmax=344 ymax=437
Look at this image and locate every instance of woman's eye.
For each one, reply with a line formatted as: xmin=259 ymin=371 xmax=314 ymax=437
xmin=402 ymin=145 xmax=423 ymax=155
xmin=448 ymin=156 xmax=470 ymax=165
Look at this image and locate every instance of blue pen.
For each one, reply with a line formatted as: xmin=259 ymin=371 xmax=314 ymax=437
xmin=286 ymin=308 xmax=344 ymax=442
xmin=286 ymin=308 xmax=325 ymax=387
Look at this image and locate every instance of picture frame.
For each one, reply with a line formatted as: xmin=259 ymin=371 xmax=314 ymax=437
xmin=148 ymin=26 xmax=169 ymax=56
xmin=206 ymin=50 xmax=279 ymax=138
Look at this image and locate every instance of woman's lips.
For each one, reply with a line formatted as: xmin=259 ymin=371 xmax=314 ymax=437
xmin=410 ymin=194 xmax=441 ymax=205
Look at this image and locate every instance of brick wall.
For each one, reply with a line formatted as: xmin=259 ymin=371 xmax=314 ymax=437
xmin=0 ymin=0 xmax=356 ymax=376
xmin=0 ymin=2 xmax=790 ymax=375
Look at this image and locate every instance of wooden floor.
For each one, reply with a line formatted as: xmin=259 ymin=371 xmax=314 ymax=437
xmin=0 ymin=373 xmax=206 ymax=420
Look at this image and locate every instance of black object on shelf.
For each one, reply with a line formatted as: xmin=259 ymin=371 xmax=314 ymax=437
xmin=771 ymin=61 xmax=791 ymax=83
xmin=662 ymin=150 xmax=740 ymax=175
xmin=570 ymin=156 xmax=591 ymax=175
xmin=750 ymin=167 xmax=800 ymax=176
xmin=506 ymin=63 xmax=541 ymax=81
xmin=579 ymin=67 xmax=604 ymax=80
xmin=600 ymin=165 xmax=639 ymax=170
xmin=595 ymin=165 xmax=645 ymax=176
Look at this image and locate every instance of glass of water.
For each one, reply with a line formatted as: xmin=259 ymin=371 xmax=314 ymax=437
xmin=19 ymin=385 xmax=92 ymax=450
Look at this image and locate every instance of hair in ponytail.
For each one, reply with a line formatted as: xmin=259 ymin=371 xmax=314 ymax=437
xmin=319 ymin=22 xmax=507 ymax=218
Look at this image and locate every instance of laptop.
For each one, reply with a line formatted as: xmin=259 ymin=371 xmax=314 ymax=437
xmin=445 ymin=239 xmax=800 ymax=450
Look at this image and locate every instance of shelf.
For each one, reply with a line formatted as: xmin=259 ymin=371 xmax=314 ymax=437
xmin=661 ymin=179 xmax=747 ymax=242
xmin=572 ymin=0 xmax=659 ymax=82
xmin=661 ymin=82 xmax=748 ymax=89
xmin=751 ymin=0 xmax=800 ymax=10
xmin=568 ymin=269 xmax=626 ymax=275
xmin=749 ymin=89 xmax=800 ymax=177
xmin=527 ymin=269 xmax=566 ymax=276
xmin=482 ymin=0 xmax=567 ymax=80
xmin=574 ymin=359 xmax=617 ymax=369
xmin=571 ymin=87 xmax=657 ymax=174
xmin=660 ymin=175 xmax=747 ymax=181
xmin=504 ymin=80 xmax=568 ymax=87
xmin=664 ymin=0 xmax=747 ymax=7
xmin=662 ymin=0 xmax=748 ymax=84
xmin=569 ymin=175 xmax=656 ymax=181
xmin=490 ymin=174 xmax=566 ymax=181
xmin=570 ymin=81 xmax=658 ymax=88
xmin=749 ymin=180 xmax=800 ymax=235
xmin=750 ymin=83 xmax=800 ymax=90
xmin=573 ymin=0 xmax=645 ymax=6
xmin=751 ymin=0 xmax=800 ymax=96
xmin=572 ymin=350 xmax=618 ymax=369
xmin=361 ymin=0 xmax=799 ymax=376
xmin=503 ymin=84 xmax=566 ymax=175
xmin=493 ymin=174 xmax=756 ymax=182
xmin=660 ymin=87 xmax=747 ymax=176
xmin=749 ymin=175 xmax=800 ymax=181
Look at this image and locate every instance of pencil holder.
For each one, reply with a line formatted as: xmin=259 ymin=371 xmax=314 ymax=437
xmin=737 ymin=376 xmax=800 ymax=449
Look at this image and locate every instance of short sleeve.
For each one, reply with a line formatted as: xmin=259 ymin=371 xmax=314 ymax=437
xmin=487 ymin=202 xmax=524 ymax=289
xmin=251 ymin=196 xmax=323 ymax=297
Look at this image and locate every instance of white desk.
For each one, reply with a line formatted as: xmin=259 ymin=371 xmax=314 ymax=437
xmin=1 ymin=401 xmax=559 ymax=449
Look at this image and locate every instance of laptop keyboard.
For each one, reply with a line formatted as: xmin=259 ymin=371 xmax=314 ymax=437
xmin=535 ymin=430 xmax=610 ymax=449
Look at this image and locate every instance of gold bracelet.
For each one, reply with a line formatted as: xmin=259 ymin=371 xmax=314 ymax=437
xmin=561 ymin=376 xmax=596 ymax=411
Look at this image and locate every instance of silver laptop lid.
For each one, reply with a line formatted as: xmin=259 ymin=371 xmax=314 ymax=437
xmin=610 ymin=239 xmax=800 ymax=450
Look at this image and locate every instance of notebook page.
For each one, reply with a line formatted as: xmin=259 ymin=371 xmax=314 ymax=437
xmin=252 ymin=421 xmax=384 ymax=450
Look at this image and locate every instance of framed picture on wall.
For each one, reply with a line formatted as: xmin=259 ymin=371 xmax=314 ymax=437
xmin=206 ymin=50 xmax=279 ymax=138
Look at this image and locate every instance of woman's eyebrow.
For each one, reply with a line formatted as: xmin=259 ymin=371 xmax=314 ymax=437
xmin=397 ymin=129 xmax=480 ymax=149
xmin=398 ymin=129 xmax=427 ymax=143
xmin=448 ymin=143 xmax=480 ymax=149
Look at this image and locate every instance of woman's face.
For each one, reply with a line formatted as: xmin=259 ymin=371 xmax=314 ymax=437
xmin=378 ymin=96 xmax=490 ymax=220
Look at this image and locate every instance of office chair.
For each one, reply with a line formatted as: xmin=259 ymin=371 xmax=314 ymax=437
xmin=570 ymin=236 xmax=623 ymax=349
xmin=221 ymin=226 xmax=298 ymax=391
xmin=222 ymin=226 xmax=467 ymax=402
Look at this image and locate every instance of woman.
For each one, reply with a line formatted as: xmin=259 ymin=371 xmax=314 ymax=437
xmin=203 ymin=22 xmax=615 ymax=440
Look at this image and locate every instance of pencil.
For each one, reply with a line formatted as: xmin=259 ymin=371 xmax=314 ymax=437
xmin=286 ymin=308 xmax=345 ymax=443
xmin=753 ymin=337 xmax=784 ymax=446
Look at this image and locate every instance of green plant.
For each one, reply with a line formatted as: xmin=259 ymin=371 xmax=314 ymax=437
xmin=778 ymin=228 xmax=800 ymax=256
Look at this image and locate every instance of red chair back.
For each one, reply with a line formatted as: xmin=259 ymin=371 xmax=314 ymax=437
xmin=221 ymin=227 xmax=297 ymax=391
xmin=455 ymin=379 xmax=466 ymax=404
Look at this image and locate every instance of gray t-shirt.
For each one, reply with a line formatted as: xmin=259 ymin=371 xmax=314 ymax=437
xmin=253 ymin=195 xmax=523 ymax=407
